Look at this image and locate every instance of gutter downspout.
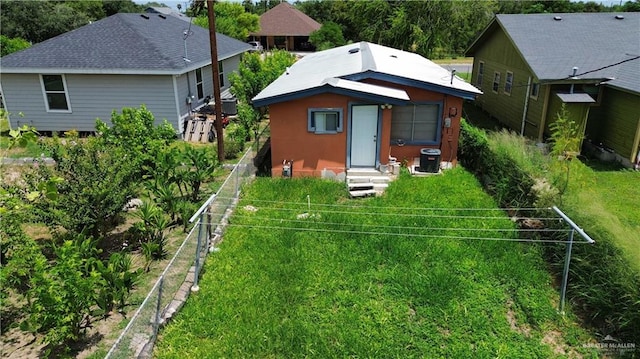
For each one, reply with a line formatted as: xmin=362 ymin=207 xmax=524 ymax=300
xmin=538 ymin=84 xmax=552 ymax=142
xmin=520 ymin=76 xmax=532 ymax=136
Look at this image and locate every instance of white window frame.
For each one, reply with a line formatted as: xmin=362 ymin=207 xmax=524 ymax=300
xmin=308 ymin=108 xmax=343 ymax=134
xmin=218 ymin=62 xmax=225 ymax=87
xmin=504 ymin=71 xmax=513 ymax=95
xmin=476 ymin=61 xmax=484 ymax=88
xmin=391 ymin=103 xmax=441 ymax=145
xmin=530 ymin=83 xmax=540 ymax=100
xmin=40 ymin=74 xmax=71 ymax=113
xmin=195 ymin=68 xmax=204 ymax=100
xmin=492 ymin=71 xmax=501 ymax=93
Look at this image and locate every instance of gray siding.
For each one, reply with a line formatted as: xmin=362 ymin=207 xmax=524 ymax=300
xmin=2 ymin=73 xmax=178 ymax=132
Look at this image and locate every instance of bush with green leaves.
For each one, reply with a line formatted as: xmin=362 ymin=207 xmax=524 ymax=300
xmin=32 ymin=136 xmax=137 ymax=238
xmin=96 ymin=105 xmax=176 ymax=176
xmin=22 ymin=238 xmax=100 ymax=352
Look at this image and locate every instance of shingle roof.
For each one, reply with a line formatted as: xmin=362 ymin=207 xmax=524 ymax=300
xmin=253 ymin=42 xmax=481 ymax=107
xmin=253 ymin=2 xmax=321 ymax=36
xmin=0 ymin=13 xmax=251 ymax=75
xmin=467 ymin=12 xmax=640 ymax=94
xmin=145 ymin=7 xmax=191 ymax=22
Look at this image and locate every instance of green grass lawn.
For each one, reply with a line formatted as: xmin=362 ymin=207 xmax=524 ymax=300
xmin=154 ymin=168 xmax=597 ymax=358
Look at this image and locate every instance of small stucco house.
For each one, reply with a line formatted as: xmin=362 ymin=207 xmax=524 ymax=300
xmin=466 ymin=13 xmax=640 ymax=167
xmin=0 ymin=13 xmax=251 ymax=134
xmin=253 ymin=42 xmax=481 ymax=178
xmin=249 ymin=2 xmax=321 ymax=51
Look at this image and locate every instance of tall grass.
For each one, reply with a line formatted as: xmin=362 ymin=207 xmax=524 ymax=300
xmin=460 ymin=119 xmax=640 ymax=345
xmin=154 ymin=170 xmax=597 ymax=358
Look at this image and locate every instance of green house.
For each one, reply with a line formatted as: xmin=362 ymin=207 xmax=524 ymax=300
xmin=466 ymin=13 xmax=640 ymax=167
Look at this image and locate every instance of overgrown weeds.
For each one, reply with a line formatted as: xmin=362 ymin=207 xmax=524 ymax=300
xmin=459 ymin=118 xmax=640 ymax=345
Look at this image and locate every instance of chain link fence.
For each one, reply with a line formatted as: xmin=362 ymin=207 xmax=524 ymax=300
xmin=105 ymin=126 xmax=269 ymax=358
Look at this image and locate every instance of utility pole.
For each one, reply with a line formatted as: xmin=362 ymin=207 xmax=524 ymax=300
xmin=206 ymin=0 xmax=224 ymax=161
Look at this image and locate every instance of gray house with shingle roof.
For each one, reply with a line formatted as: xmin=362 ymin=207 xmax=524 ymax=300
xmin=466 ymin=12 xmax=640 ymax=167
xmin=0 ymin=13 xmax=251 ymax=134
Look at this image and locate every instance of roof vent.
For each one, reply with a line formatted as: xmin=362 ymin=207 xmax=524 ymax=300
xmin=615 ymin=15 xmax=624 ymax=20
xmin=140 ymin=14 xmax=150 ymax=19
xmin=390 ymin=54 xmax=398 ymax=58
xmin=553 ymin=16 xmax=562 ymax=21
xmin=348 ymin=48 xmax=360 ymax=54
xmin=159 ymin=14 xmax=167 ymax=19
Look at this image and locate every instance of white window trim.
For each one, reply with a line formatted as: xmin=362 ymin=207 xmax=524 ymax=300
xmin=504 ymin=71 xmax=513 ymax=96
xmin=195 ymin=68 xmax=204 ymax=100
xmin=40 ymin=74 xmax=72 ymax=113
xmin=476 ymin=61 xmax=484 ymax=89
xmin=218 ymin=62 xmax=225 ymax=88
xmin=492 ymin=71 xmax=501 ymax=94
xmin=530 ymin=83 xmax=540 ymax=100
xmin=308 ymin=108 xmax=343 ymax=134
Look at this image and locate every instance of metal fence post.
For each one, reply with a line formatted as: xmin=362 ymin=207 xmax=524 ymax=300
xmin=559 ymin=229 xmax=574 ymax=314
xmin=192 ymin=214 xmax=203 ymax=292
xmin=153 ymin=276 xmax=164 ymax=339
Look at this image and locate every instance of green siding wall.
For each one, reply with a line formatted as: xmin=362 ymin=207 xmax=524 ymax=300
xmin=471 ymin=27 xmax=542 ymax=138
xmin=586 ymin=88 xmax=640 ymax=161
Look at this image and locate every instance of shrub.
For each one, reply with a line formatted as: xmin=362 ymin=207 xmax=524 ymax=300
xmin=32 ymin=136 xmax=136 ymax=238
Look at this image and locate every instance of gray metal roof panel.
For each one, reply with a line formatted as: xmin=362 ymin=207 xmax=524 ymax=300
xmin=555 ymin=92 xmax=596 ymax=103
xmin=253 ymin=42 xmax=481 ymax=106
xmin=0 ymin=13 xmax=251 ymax=74
xmin=494 ymin=13 xmax=640 ymax=92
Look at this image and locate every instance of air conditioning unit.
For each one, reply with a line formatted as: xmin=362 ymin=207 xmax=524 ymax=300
xmin=221 ymin=98 xmax=237 ymax=115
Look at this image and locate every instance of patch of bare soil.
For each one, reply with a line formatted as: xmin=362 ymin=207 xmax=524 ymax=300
xmin=541 ymin=330 xmax=583 ymax=358
xmin=505 ymin=299 xmax=531 ymax=337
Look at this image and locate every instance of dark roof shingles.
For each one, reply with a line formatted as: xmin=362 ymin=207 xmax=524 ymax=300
xmin=1 ymin=13 xmax=251 ymax=73
xmin=254 ymin=3 xmax=321 ymax=36
xmin=494 ymin=13 xmax=640 ymax=93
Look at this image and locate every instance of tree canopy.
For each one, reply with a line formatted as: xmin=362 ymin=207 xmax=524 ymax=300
xmin=0 ymin=0 xmax=152 ymax=45
xmin=192 ymin=2 xmax=260 ymax=41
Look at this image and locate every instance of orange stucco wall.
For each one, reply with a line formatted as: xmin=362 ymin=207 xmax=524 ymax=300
xmin=270 ymin=93 xmax=351 ymax=177
xmin=269 ymin=85 xmax=466 ymax=177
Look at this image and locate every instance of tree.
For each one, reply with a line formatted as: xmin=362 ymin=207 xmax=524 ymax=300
xmin=309 ymin=22 xmax=345 ymax=51
xmin=193 ymin=2 xmax=259 ymax=41
xmin=0 ymin=0 xmax=142 ymax=44
xmin=0 ymin=35 xmax=31 ymax=56
xmin=230 ymin=50 xmax=295 ymax=140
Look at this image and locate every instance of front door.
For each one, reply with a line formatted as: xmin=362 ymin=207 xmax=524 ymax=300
xmin=350 ymin=105 xmax=379 ymax=167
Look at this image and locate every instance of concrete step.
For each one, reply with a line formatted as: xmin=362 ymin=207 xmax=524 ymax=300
xmin=347 ymin=182 xmax=375 ymax=189
xmin=346 ymin=175 xmax=391 ymax=183
xmin=346 ymin=168 xmax=383 ymax=177
xmin=349 ymin=189 xmax=377 ymax=198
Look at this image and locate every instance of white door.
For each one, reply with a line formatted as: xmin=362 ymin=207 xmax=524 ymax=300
xmin=350 ymin=105 xmax=379 ymax=167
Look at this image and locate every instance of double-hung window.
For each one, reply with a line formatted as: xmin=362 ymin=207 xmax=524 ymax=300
xmin=504 ymin=71 xmax=514 ymax=95
xmin=308 ymin=108 xmax=343 ymax=134
xmin=218 ymin=62 xmax=225 ymax=87
xmin=530 ymin=83 xmax=540 ymax=99
xmin=391 ymin=104 xmax=441 ymax=145
xmin=492 ymin=72 xmax=501 ymax=93
xmin=195 ymin=68 xmax=204 ymax=100
xmin=41 ymin=74 xmax=71 ymax=112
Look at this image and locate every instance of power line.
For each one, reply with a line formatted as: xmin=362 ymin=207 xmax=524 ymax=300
xmin=221 ymin=196 xmax=549 ymax=212
xmin=226 ymin=224 xmax=585 ymax=244
xmin=231 ymin=214 xmax=571 ymax=233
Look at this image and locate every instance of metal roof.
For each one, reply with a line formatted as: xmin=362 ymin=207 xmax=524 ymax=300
xmin=253 ymin=42 xmax=482 ymax=107
xmin=467 ymin=12 xmax=640 ymax=94
xmin=0 ymin=13 xmax=252 ymax=75
xmin=556 ymin=92 xmax=596 ymax=103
